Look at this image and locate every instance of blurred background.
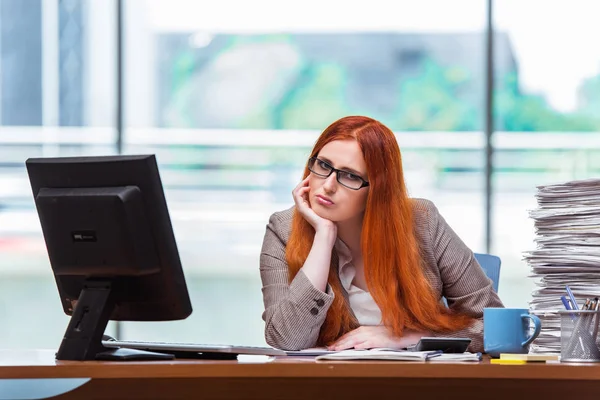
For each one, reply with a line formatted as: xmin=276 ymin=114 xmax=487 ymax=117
xmin=1 ymin=0 xmax=599 ymax=349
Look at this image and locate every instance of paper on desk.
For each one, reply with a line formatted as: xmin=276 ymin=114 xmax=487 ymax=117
xmin=285 ymin=347 xmax=336 ymax=356
xmin=315 ymin=349 xmax=481 ymax=362
xmin=525 ymin=178 xmax=600 ymax=354
xmin=536 ymin=177 xmax=600 ymax=190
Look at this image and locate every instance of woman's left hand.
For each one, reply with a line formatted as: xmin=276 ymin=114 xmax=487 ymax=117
xmin=327 ymin=326 xmax=425 ymax=351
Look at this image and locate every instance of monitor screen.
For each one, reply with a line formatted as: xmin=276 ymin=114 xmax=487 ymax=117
xmin=26 ymin=154 xmax=192 ymax=360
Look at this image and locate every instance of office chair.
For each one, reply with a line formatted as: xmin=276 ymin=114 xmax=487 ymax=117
xmin=441 ymin=253 xmax=501 ymax=307
xmin=473 ymin=253 xmax=501 ymax=293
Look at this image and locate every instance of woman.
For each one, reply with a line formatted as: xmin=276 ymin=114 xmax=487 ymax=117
xmin=259 ymin=116 xmax=503 ymax=353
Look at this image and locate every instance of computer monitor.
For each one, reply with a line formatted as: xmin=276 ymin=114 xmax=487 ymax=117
xmin=25 ymin=155 xmax=192 ymax=361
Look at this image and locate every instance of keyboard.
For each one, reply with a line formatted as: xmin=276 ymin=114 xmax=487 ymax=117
xmin=102 ymin=340 xmax=287 ymax=359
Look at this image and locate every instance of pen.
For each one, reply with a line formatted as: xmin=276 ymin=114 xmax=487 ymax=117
xmin=561 ymin=296 xmax=572 ymax=311
xmin=566 ymin=285 xmax=579 ymax=310
xmin=593 ymin=298 xmax=600 ymax=340
xmin=424 ymin=350 xmax=443 ymax=361
xmin=582 ymin=299 xmax=593 ymax=331
xmin=583 ymin=298 xmax=591 ymax=310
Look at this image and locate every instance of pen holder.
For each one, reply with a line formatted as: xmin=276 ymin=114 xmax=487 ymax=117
xmin=559 ymin=310 xmax=600 ymax=363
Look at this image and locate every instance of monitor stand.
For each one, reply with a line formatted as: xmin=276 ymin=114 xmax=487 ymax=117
xmin=56 ymin=279 xmax=173 ymax=361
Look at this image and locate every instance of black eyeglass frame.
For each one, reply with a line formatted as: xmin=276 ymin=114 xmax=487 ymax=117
xmin=307 ymin=157 xmax=370 ymax=190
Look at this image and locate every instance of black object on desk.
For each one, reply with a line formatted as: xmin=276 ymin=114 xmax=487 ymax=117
xmin=411 ymin=337 xmax=472 ymax=353
xmin=27 ymin=155 xmax=192 ymax=362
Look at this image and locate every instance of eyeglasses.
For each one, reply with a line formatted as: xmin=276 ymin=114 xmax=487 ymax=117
xmin=307 ymin=157 xmax=370 ymax=190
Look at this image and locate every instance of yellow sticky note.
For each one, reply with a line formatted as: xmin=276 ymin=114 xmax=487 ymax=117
xmin=490 ymin=359 xmax=527 ymax=365
xmin=499 ymin=353 xmax=558 ymax=362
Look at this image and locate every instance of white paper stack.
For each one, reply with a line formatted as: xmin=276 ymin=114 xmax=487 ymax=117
xmin=524 ymin=178 xmax=600 ymax=353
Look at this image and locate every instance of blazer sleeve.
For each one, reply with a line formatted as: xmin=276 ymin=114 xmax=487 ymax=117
xmin=425 ymin=202 xmax=504 ymax=353
xmin=260 ymin=212 xmax=335 ymax=350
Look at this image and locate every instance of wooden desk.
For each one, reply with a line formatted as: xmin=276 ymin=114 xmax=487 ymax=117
xmin=1 ymin=350 xmax=600 ymax=399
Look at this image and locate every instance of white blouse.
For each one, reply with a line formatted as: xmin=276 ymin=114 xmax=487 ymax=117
xmin=335 ymin=239 xmax=383 ymax=326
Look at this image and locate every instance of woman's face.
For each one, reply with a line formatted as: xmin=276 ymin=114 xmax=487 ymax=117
xmin=308 ymin=139 xmax=370 ymax=222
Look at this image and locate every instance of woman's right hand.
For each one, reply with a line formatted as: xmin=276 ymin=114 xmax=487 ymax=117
xmin=293 ymin=177 xmax=337 ymax=235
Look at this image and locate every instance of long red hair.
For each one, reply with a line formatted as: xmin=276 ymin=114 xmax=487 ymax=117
xmin=285 ymin=116 xmax=473 ymax=346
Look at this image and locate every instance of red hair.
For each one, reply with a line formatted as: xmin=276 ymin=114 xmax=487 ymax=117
xmin=285 ymin=116 xmax=473 ymax=346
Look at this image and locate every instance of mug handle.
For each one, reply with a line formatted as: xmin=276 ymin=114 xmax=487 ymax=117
xmin=521 ymin=314 xmax=542 ymax=347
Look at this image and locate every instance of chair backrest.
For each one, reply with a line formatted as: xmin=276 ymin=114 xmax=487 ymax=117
xmin=441 ymin=253 xmax=502 ymax=307
xmin=473 ymin=253 xmax=501 ymax=293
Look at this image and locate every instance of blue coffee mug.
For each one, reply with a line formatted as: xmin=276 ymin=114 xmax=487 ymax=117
xmin=483 ymin=308 xmax=542 ymax=357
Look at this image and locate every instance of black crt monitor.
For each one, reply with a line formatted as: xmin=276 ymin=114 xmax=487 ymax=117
xmin=26 ymin=155 xmax=192 ymax=361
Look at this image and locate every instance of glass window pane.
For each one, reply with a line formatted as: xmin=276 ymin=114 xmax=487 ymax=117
xmin=493 ymin=0 xmax=600 ymax=307
xmin=0 ymin=0 xmax=117 ymax=348
xmin=123 ymin=0 xmax=486 ymax=345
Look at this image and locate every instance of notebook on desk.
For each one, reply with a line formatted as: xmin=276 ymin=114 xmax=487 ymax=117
xmin=102 ymin=340 xmax=338 ymax=359
xmin=315 ymin=349 xmax=482 ymax=362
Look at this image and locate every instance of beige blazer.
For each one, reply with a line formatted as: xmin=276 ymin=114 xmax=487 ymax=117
xmin=259 ymin=198 xmax=504 ymax=352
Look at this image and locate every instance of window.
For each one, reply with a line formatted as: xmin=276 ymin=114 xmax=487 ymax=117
xmin=0 ymin=0 xmax=117 ymax=348
xmin=121 ymin=0 xmax=486 ymax=344
xmin=493 ymin=0 xmax=600 ymax=307
xmin=1 ymin=0 xmax=490 ymax=348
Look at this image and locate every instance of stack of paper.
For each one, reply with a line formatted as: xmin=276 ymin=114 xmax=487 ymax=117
xmin=524 ymin=178 xmax=600 ymax=353
xmin=315 ymin=349 xmax=481 ymax=362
